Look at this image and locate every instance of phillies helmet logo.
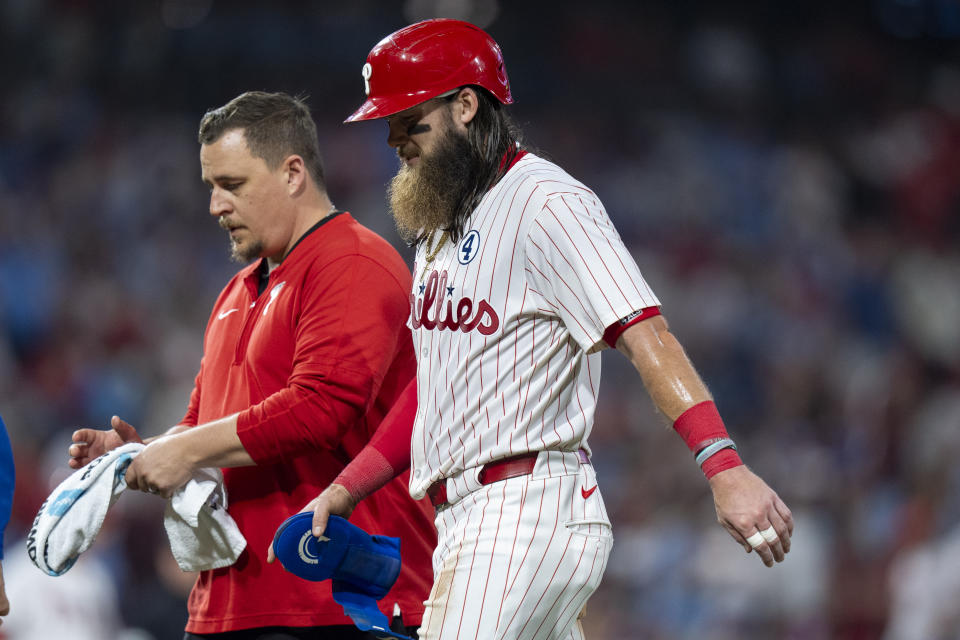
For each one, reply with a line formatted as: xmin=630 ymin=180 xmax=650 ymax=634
xmin=412 ymin=270 xmax=499 ymax=335
xmin=361 ymin=63 xmax=373 ymax=96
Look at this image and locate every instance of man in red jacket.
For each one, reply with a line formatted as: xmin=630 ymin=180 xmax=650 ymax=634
xmin=68 ymin=91 xmax=435 ymax=639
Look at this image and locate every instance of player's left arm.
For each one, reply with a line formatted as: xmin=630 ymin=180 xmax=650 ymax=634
xmin=615 ymin=314 xmax=794 ymax=567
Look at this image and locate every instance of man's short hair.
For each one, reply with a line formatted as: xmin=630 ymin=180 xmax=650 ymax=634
xmin=198 ymin=91 xmax=326 ymax=187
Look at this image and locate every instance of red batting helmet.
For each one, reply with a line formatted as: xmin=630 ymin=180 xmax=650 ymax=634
xmin=344 ymin=19 xmax=513 ymax=123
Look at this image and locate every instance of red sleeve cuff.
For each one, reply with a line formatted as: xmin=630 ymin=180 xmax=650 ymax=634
xmin=603 ymin=306 xmax=661 ymax=348
xmin=334 ymin=446 xmax=397 ymax=500
xmin=234 ymin=409 xmax=266 ymax=463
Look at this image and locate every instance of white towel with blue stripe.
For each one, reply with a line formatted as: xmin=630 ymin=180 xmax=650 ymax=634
xmin=27 ymin=443 xmax=246 ymax=575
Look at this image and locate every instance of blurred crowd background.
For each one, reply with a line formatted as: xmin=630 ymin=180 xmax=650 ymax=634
xmin=3 ymin=0 xmax=960 ymax=638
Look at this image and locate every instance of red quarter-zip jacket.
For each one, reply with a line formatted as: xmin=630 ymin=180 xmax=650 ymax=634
xmin=180 ymin=212 xmax=434 ymax=633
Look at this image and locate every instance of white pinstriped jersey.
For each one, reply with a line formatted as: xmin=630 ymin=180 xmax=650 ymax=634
xmin=408 ymin=153 xmax=659 ymax=499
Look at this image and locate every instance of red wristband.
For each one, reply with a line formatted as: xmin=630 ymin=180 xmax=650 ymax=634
xmin=673 ymin=401 xmax=743 ymax=478
xmin=700 ymin=448 xmax=743 ymax=479
xmin=673 ymin=401 xmax=729 ymax=452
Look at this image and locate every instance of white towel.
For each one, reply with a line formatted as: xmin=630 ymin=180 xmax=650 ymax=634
xmin=28 ymin=443 xmax=246 ymax=576
xmin=28 ymin=443 xmax=143 ymax=575
xmin=163 ymin=466 xmax=247 ymax=571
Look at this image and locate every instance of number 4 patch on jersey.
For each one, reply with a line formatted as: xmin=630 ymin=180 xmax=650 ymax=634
xmin=458 ymin=229 xmax=480 ymax=265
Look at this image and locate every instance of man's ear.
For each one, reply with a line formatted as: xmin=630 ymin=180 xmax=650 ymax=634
xmin=453 ymin=87 xmax=480 ymax=126
xmin=284 ymin=154 xmax=307 ymax=195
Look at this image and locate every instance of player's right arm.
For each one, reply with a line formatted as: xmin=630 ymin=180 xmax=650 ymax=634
xmin=267 ymin=376 xmax=416 ymax=564
xmin=307 ymin=375 xmax=415 ymax=530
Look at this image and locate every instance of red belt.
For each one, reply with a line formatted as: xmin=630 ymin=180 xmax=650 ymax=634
xmin=427 ymin=449 xmax=590 ymax=508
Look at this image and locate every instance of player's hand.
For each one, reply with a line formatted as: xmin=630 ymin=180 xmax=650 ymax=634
xmin=266 ymin=484 xmax=358 ymax=564
xmin=708 ymin=465 xmax=793 ymax=568
xmin=69 ymin=415 xmax=143 ymax=469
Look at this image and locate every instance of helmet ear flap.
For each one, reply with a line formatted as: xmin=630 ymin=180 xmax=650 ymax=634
xmin=345 ymin=19 xmax=513 ymax=123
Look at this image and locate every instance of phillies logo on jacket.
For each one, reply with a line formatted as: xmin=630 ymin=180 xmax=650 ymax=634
xmin=411 ymin=270 xmax=499 ymax=335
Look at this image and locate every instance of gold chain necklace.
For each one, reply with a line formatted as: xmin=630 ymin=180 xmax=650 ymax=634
xmin=419 ymin=229 xmax=449 ymax=281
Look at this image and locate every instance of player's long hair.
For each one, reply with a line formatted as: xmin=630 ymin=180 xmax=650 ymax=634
xmin=416 ymin=88 xmax=523 ymax=247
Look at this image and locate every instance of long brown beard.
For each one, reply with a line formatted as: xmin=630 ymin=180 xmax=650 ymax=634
xmin=387 ymin=124 xmax=482 ymax=243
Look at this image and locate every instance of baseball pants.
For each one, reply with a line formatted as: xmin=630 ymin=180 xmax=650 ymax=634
xmin=418 ymin=450 xmax=612 ymax=640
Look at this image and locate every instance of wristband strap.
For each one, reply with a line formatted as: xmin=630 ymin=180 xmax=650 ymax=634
xmin=695 ymin=437 xmax=737 ymax=466
xmin=673 ymin=402 xmax=744 ymax=478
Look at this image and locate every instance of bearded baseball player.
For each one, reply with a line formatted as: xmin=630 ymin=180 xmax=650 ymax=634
xmin=269 ymin=19 xmax=793 ymax=640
